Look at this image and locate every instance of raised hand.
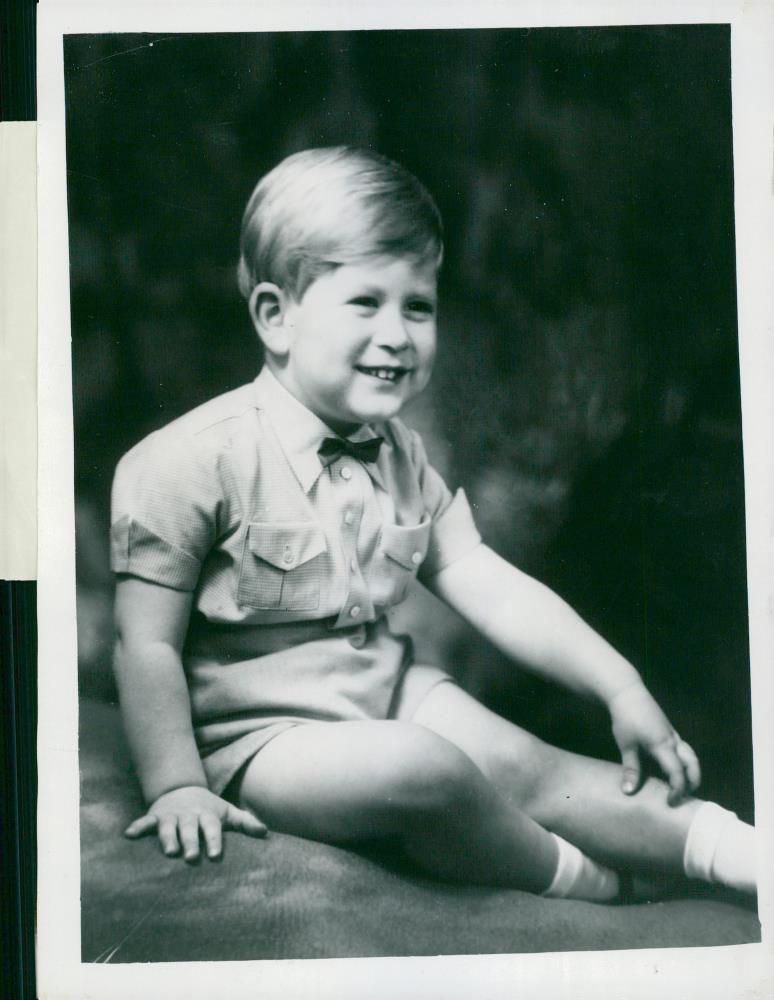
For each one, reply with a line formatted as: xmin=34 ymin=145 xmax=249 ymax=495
xmin=124 ymin=785 xmax=267 ymax=862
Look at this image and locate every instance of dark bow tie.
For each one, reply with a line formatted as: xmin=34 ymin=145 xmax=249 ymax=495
xmin=318 ymin=435 xmax=384 ymax=467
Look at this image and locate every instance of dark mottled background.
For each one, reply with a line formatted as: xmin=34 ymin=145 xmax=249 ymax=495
xmin=64 ymin=25 xmax=753 ymax=819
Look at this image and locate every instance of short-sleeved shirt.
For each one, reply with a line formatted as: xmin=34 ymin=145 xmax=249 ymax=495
xmin=111 ymin=367 xmax=481 ymax=791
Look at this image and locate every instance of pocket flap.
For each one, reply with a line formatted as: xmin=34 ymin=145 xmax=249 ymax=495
xmin=246 ymin=522 xmax=327 ymax=571
xmin=380 ymin=517 xmax=432 ymax=570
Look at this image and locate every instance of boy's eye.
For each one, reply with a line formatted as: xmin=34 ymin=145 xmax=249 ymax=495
xmin=349 ymin=296 xmax=379 ymax=309
xmin=406 ymin=299 xmax=435 ymax=317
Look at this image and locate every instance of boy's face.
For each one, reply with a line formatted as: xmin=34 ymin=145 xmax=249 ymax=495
xmin=275 ymin=255 xmax=438 ymax=435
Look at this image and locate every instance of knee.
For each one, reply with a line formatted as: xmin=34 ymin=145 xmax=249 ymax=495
xmin=380 ymin=725 xmax=481 ymax=822
xmin=483 ymin=728 xmax=560 ymax=815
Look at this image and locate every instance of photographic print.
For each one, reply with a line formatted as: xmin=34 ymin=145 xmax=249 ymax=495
xmin=35 ymin=3 xmax=774 ymax=997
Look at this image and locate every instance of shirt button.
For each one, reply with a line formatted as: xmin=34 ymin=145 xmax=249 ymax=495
xmin=283 ymin=547 xmax=295 ymax=565
xmin=340 ymin=466 xmax=352 ymax=481
xmin=349 ymin=627 xmax=366 ymax=649
xmin=411 ymin=551 xmax=423 ymax=566
xmin=343 ymin=511 xmax=354 ymax=525
xmin=349 ymin=605 xmax=361 ymax=618
xmin=350 ymin=558 xmax=357 ymax=573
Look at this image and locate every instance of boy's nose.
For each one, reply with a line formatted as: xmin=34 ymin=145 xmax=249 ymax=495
xmin=374 ymin=310 xmax=412 ymax=351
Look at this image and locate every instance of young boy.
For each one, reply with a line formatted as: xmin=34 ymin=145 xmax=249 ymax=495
xmin=111 ymin=146 xmax=755 ymax=901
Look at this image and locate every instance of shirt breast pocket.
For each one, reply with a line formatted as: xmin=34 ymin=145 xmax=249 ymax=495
xmin=237 ymin=522 xmax=327 ymax=610
xmin=379 ymin=517 xmax=432 ymax=602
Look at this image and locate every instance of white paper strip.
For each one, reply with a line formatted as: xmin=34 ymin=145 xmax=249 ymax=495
xmin=0 ymin=121 xmax=37 ymax=581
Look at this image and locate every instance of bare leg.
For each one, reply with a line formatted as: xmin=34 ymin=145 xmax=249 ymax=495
xmin=233 ymin=719 xmax=559 ymax=892
xmin=411 ymin=682 xmax=701 ymax=874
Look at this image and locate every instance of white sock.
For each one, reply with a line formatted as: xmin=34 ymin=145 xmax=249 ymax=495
xmin=541 ymin=833 xmax=620 ymax=901
xmin=683 ymin=801 xmax=757 ymax=894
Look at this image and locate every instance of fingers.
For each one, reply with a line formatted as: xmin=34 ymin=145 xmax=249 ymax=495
xmin=123 ymin=794 xmax=267 ymax=864
xmin=611 ymin=685 xmax=702 ymax=804
xmin=652 ymin=738 xmax=688 ymax=805
xmin=199 ymin=812 xmax=224 ymax=860
xmin=225 ymin=804 xmax=268 ymax=838
xmin=178 ymin=817 xmax=202 ymax=862
xmin=620 ymin=747 xmax=642 ymax=795
xmin=652 ymin=733 xmax=702 ymax=804
xmin=620 ymin=733 xmax=701 ymax=805
xmin=124 ymin=814 xmax=158 ymax=838
xmin=124 ymin=811 xmax=185 ymax=856
xmin=124 ymin=811 xmax=216 ymax=861
xmin=158 ymin=814 xmax=183 ymax=857
xmin=675 ymin=738 xmax=702 ymax=791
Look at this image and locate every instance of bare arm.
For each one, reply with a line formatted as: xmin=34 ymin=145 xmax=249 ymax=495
xmin=114 ymin=578 xmax=207 ymax=800
xmin=426 ymin=544 xmax=700 ymax=801
xmin=114 ymin=577 xmax=265 ymax=859
xmin=426 ymin=545 xmax=640 ymax=702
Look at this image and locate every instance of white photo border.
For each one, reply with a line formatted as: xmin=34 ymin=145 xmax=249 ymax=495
xmin=37 ymin=2 xmax=774 ymax=997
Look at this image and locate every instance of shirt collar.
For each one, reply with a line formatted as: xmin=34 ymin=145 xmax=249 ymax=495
xmin=252 ymin=367 xmax=384 ymax=493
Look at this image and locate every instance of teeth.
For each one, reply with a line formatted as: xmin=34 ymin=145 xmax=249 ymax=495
xmin=360 ymin=366 xmax=402 ymax=381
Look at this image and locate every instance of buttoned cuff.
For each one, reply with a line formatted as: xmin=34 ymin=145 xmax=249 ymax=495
xmin=419 ymin=488 xmax=481 ymax=580
xmin=111 ymin=515 xmax=202 ymax=590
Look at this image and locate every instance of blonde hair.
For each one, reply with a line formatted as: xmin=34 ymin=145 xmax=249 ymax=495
xmin=237 ymin=147 xmax=443 ymax=302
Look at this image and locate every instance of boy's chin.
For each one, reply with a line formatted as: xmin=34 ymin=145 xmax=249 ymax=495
xmin=335 ymin=375 xmax=429 ymax=427
xmin=350 ymin=399 xmax=408 ymax=426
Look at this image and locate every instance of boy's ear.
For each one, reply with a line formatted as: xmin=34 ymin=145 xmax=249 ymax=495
xmin=248 ymin=282 xmax=294 ymax=356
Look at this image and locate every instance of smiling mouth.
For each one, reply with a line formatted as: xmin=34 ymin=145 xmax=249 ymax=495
xmin=355 ymin=365 xmax=410 ymax=383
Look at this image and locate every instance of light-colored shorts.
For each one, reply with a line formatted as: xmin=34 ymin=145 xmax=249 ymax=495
xmin=199 ymin=622 xmax=454 ymax=797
